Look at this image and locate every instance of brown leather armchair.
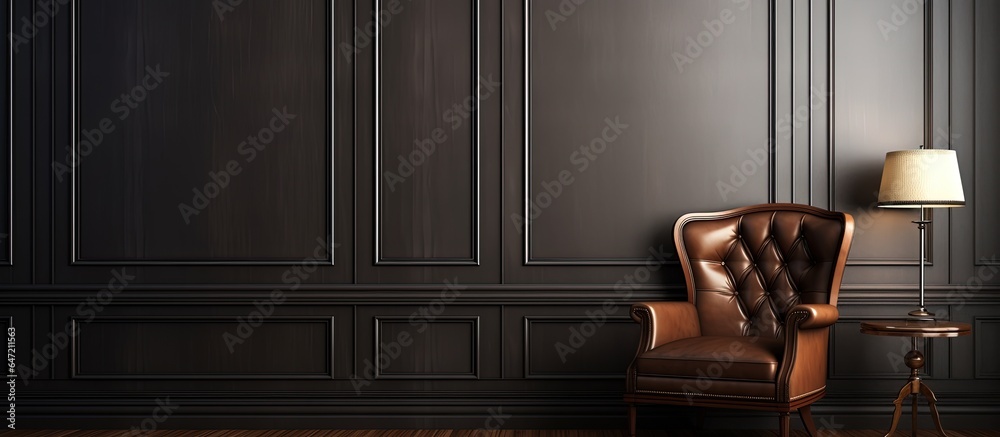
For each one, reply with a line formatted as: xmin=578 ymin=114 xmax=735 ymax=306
xmin=624 ymin=204 xmax=854 ymax=436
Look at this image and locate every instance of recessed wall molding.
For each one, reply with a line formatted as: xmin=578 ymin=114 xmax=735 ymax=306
xmin=373 ymin=0 xmax=481 ymax=266
xmin=1 ymin=0 xmax=13 ymax=267
xmin=70 ymin=316 xmax=335 ymax=379
xmin=373 ymin=316 xmax=480 ymax=379
xmin=521 ymin=0 xmax=778 ymax=266
xmin=973 ymin=317 xmax=1000 ymax=378
xmin=522 ymin=315 xmax=634 ymax=379
xmin=68 ymin=0 xmax=336 ymax=266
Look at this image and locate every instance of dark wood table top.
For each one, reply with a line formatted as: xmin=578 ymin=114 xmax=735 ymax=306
xmin=860 ymin=320 xmax=972 ymax=338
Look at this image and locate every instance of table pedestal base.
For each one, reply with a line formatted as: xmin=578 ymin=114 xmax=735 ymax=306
xmin=883 ymin=347 xmax=947 ymax=437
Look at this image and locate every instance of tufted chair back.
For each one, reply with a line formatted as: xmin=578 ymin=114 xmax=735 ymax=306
xmin=674 ymin=204 xmax=854 ymax=341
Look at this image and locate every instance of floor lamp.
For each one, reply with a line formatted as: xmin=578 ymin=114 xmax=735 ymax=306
xmin=877 ymin=148 xmax=965 ymax=320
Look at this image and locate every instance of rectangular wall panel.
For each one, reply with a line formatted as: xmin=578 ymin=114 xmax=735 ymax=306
xmin=974 ymin=318 xmax=1000 ymax=378
xmin=524 ymin=0 xmax=772 ymax=265
xmin=0 ymin=0 xmax=11 ymax=266
xmin=72 ymin=317 xmax=333 ymax=378
xmin=375 ymin=0 xmax=479 ymax=264
xmin=524 ymin=317 xmax=638 ymax=378
xmin=374 ymin=316 xmax=479 ymax=378
xmin=72 ymin=0 xmax=332 ymax=264
xmin=974 ymin=0 xmax=1000 ymax=265
xmin=832 ymin=0 xmax=925 ymax=265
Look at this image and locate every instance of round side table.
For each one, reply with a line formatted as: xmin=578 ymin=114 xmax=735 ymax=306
xmin=860 ymin=320 xmax=972 ymax=437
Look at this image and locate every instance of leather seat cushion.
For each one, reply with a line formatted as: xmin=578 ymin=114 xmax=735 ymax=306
xmin=633 ymin=375 xmax=776 ymax=400
xmin=636 ymin=336 xmax=784 ymax=382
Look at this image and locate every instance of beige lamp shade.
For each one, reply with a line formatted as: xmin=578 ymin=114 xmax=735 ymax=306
xmin=877 ymin=149 xmax=965 ymax=208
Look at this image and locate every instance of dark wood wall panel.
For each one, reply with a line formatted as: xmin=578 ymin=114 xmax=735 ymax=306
xmin=524 ymin=0 xmax=771 ymax=265
xmin=375 ymin=317 xmax=478 ymax=378
xmin=7 ymin=0 xmax=33 ymax=284
xmin=949 ymin=305 xmax=1000 ymax=380
xmin=5 ymin=0 xmax=1000 ymax=429
xmin=356 ymin=0 xmax=500 ymax=283
xmin=502 ymin=306 xmax=641 ymax=379
xmin=72 ymin=317 xmax=333 ymax=378
xmin=832 ymin=0 xmax=925 ymax=267
xmin=523 ymin=316 xmax=637 ymax=378
xmin=0 ymin=0 xmax=10 ymax=267
xmin=356 ymin=306 xmax=500 ymax=380
xmin=376 ymin=0 xmax=478 ymax=264
xmin=974 ymin=0 xmax=1000 ymax=265
xmin=973 ymin=317 xmax=1000 ymax=378
xmin=73 ymin=0 xmax=331 ymax=263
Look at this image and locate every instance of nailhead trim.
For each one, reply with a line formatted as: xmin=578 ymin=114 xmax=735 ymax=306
xmin=636 ymin=389 xmax=775 ymax=401
xmin=791 ymin=385 xmax=826 ymax=400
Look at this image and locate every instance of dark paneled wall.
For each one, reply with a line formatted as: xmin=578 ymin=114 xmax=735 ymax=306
xmin=2 ymin=0 xmax=999 ymax=430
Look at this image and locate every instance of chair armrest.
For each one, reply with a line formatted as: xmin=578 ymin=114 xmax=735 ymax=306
xmin=775 ymin=303 xmax=839 ymax=402
xmin=630 ymin=301 xmax=701 ymax=353
xmin=786 ymin=303 xmax=839 ymax=329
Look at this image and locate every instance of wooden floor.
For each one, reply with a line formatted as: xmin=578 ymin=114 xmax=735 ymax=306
xmin=4 ymin=431 xmax=1000 ymax=437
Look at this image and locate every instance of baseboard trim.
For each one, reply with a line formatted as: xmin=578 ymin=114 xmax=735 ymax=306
xmin=15 ymin=392 xmax=1000 ymax=430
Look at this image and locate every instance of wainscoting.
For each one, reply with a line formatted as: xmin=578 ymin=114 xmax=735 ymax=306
xmin=6 ymin=431 xmax=1000 ymax=437
xmin=1 ymin=0 xmax=999 ymax=430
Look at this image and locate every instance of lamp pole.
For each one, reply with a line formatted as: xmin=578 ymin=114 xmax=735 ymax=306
xmin=910 ymin=207 xmax=934 ymax=320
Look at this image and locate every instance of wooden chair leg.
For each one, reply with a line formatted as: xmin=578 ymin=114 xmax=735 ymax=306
xmin=627 ymin=403 xmax=636 ymax=437
xmin=779 ymin=412 xmax=790 ymax=437
xmin=799 ymin=405 xmax=818 ymax=437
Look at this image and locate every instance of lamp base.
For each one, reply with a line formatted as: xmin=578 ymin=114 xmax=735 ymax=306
xmin=908 ymin=308 xmax=936 ymax=321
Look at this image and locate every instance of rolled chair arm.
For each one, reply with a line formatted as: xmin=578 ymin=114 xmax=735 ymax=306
xmin=776 ymin=303 xmax=839 ymax=402
xmin=785 ymin=303 xmax=839 ymax=329
xmin=630 ymin=301 xmax=701 ymax=353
